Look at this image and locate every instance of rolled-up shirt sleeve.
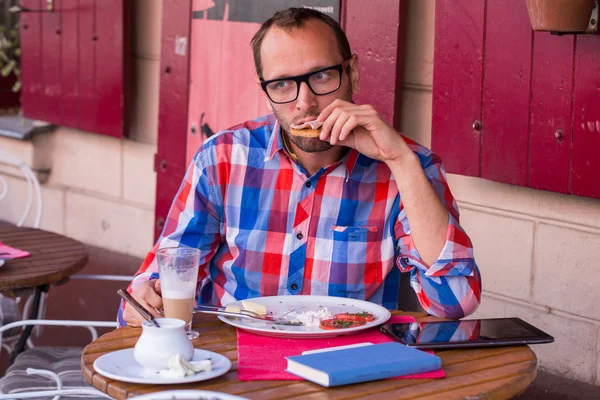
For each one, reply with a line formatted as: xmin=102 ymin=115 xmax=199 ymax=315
xmin=395 ymin=152 xmax=482 ymax=319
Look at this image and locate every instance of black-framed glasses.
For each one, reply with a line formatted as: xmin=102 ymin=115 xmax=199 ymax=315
xmin=260 ymin=59 xmax=350 ymax=104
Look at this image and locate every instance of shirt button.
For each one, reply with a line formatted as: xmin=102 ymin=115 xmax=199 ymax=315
xmin=305 ymin=181 xmax=311 ymax=188
xmin=296 ymin=232 xmax=303 ymax=240
xmin=291 ymin=283 xmax=298 ymax=290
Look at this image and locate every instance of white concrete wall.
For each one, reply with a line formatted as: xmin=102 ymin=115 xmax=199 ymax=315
xmin=401 ymin=0 xmax=600 ymax=385
xmin=0 ymin=0 xmax=161 ymax=258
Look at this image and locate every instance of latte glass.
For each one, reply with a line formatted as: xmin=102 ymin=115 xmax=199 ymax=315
xmin=157 ymin=247 xmax=201 ymax=340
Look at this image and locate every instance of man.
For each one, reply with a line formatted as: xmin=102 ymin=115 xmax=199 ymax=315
xmin=120 ymin=7 xmax=481 ymax=327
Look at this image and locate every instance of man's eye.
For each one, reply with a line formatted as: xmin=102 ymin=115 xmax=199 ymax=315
xmin=312 ymin=72 xmax=332 ymax=81
xmin=269 ymin=80 xmax=294 ymax=92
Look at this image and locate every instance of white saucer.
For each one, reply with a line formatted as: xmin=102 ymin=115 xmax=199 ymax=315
xmin=93 ymin=348 xmax=231 ymax=385
xmin=129 ymin=390 xmax=249 ymax=400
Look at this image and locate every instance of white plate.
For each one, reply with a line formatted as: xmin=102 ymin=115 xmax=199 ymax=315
xmin=129 ymin=390 xmax=248 ymax=400
xmin=218 ymin=295 xmax=391 ymax=338
xmin=93 ymin=348 xmax=231 ymax=385
xmin=0 ymin=260 xmax=4 ymax=268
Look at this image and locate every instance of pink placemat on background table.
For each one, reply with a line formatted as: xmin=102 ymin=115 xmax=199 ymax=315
xmin=0 ymin=242 xmax=30 ymax=259
xmin=236 ymin=315 xmax=445 ymax=381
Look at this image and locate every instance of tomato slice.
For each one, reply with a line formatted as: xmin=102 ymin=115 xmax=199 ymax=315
xmin=333 ymin=312 xmax=375 ymax=322
xmin=319 ymin=318 xmax=366 ymax=330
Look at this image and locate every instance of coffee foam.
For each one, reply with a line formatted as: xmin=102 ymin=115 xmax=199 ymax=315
xmin=162 ymin=288 xmax=195 ymax=299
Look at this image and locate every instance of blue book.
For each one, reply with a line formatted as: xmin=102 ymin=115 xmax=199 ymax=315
xmin=285 ymin=342 xmax=441 ymax=387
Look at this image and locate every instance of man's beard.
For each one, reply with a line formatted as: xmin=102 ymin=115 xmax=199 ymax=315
xmin=273 ymin=88 xmax=353 ymax=153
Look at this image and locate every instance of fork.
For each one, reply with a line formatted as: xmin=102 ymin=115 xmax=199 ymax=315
xmin=193 ymin=304 xmax=303 ymax=326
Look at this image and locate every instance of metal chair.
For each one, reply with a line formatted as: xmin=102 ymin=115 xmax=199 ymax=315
xmin=0 ymin=319 xmax=116 ymax=399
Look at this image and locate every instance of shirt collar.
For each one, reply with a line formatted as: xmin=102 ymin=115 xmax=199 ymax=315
xmin=264 ymin=117 xmax=364 ymax=179
xmin=265 ymin=120 xmax=284 ymax=162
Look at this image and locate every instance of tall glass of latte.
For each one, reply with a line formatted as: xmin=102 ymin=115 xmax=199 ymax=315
xmin=157 ymin=247 xmax=201 ymax=340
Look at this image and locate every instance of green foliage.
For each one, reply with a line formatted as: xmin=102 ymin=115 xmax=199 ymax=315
xmin=0 ymin=23 xmax=21 ymax=93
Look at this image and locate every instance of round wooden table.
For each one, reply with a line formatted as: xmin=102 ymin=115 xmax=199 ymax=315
xmin=82 ymin=312 xmax=538 ymax=400
xmin=0 ymin=225 xmax=89 ymax=361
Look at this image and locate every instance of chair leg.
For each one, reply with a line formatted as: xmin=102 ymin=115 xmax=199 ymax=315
xmin=8 ymin=285 xmax=48 ymax=365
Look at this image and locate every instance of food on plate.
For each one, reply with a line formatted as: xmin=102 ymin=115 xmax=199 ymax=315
xmin=334 ymin=311 xmax=375 ymax=322
xmin=241 ymin=300 xmax=268 ymax=316
xmin=289 ymin=120 xmax=323 ymax=138
xmin=224 ymin=305 xmax=241 ymax=313
xmin=319 ymin=318 xmax=366 ymax=330
xmin=157 ymin=353 xmax=212 ymax=379
xmin=287 ymin=308 xmax=333 ymax=327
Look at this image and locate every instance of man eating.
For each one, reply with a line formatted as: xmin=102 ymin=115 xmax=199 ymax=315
xmin=120 ymin=7 xmax=481 ymax=327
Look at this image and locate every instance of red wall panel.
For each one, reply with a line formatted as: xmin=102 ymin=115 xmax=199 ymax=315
xmin=19 ymin=0 xmax=44 ymax=118
xmin=571 ymin=34 xmax=600 ymax=199
xmin=78 ymin=0 xmax=97 ymax=133
xmin=40 ymin=0 xmax=62 ymax=123
xmin=481 ymin=0 xmax=532 ymax=186
xmin=155 ymin=0 xmax=193 ymax=240
xmin=432 ymin=1 xmax=485 ymax=177
xmin=60 ymin=0 xmax=81 ymax=128
xmin=94 ymin=0 xmax=129 ymax=137
xmin=19 ymin=0 xmax=128 ymax=137
xmin=528 ymin=33 xmax=574 ymax=194
xmin=433 ymin=0 xmax=600 ymax=200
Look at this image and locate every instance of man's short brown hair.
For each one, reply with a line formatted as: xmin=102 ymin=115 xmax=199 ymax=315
xmin=251 ymin=7 xmax=352 ymax=78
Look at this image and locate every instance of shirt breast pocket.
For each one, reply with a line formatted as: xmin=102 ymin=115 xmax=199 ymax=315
xmin=329 ymin=225 xmax=382 ymax=297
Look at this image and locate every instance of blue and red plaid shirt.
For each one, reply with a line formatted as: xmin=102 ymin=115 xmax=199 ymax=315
xmin=118 ymin=114 xmax=481 ymax=326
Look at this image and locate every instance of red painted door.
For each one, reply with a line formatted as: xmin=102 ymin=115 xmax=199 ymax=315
xmin=186 ymin=0 xmax=342 ymax=165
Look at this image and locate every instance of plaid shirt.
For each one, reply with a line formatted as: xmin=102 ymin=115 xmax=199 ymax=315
xmin=118 ymin=114 xmax=481 ymax=326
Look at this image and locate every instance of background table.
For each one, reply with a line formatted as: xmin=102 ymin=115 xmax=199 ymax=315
xmin=0 ymin=225 xmax=88 ymax=361
xmin=82 ymin=311 xmax=538 ymax=400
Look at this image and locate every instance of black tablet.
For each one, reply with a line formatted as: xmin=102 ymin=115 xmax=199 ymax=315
xmin=379 ymin=317 xmax=554 ymax=350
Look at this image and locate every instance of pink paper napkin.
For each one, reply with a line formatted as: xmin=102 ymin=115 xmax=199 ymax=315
xmin=0 ymin=242 xmax=30 ymax=259
xmin=236 ymin=315 xmax=445 ymax=381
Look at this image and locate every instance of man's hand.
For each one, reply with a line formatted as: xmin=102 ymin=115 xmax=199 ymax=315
xmin=122 ymin=279 xmax=163 ymax=327
xmin=317 ymin=99 xmax=413 ymax=166
xmin=319 ymin=100 xmax=449 ymax=266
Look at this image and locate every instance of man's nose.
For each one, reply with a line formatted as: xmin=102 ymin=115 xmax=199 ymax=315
xmin=295 ymin=82 xmax=318 ymax=113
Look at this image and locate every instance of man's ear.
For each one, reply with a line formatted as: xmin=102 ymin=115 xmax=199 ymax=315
xmin=348 ymin=54 xmax=360 ymax=94
xmin=256 ymin=77 xmax=274 ymax=111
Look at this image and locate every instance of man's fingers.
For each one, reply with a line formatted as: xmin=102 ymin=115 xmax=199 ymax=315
xmin=123 ymin=304 xmax=144 ymax=327
xmin=138 ymin=284 xmax=163 ymax=310
xmin=317 ymin=98 xmax=350 ymax=122
xmin=329 ymin=112 xmax=352 ymax=145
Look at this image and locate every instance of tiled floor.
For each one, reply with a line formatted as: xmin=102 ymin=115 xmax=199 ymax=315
xmin=1 ymin=244 xmax=599 ymax=398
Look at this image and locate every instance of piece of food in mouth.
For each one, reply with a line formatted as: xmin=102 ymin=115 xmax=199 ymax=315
xmin=289 ymin=120 xmax=323 ymax=138
xmin=241 ymin=300 xmax=268 ymax=316
xmin=333 ymin=312 xmax=375 ymax=322
xmin=319 ymin=318 xmax=366 ymax=330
